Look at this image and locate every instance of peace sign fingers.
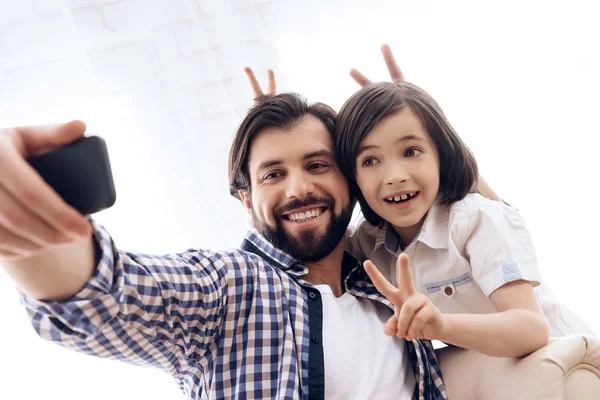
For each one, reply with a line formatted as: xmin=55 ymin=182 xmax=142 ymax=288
xmin=363 ymin=259 xmax=401 ymax=302
xmin=396 ymin=253 xmax=416 ymax=297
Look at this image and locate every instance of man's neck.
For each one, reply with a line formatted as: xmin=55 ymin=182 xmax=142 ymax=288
xmin=304 ymin=240 xmax=346 ymax=297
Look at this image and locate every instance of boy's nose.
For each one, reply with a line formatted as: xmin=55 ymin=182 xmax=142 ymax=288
xmin=384 ymin=162 xmax=410 ymax=185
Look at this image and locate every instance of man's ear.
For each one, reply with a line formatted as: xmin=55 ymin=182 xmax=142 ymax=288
xmin=238 ymin=190 xmax=252 ymax=214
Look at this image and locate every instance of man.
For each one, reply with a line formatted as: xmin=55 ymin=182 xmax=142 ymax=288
xmin=0 ymin=49 xmax=446 ymax=399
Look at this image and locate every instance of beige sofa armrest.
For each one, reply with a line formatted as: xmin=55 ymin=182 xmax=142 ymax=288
xmin=436 ymin=335 xmax=600 ymax=399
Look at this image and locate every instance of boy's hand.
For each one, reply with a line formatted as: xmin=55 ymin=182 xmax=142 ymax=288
xmin=364 ymin=253 xmax=447 ymax=341
xmin=244 ymin=67 xmax=276 ymax=101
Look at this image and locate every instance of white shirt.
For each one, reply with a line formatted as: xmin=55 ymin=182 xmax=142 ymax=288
xmin=316 ymin=284 xmax=415 ymax=400
xmin=347 ymin=193 xmax=593 ymax=337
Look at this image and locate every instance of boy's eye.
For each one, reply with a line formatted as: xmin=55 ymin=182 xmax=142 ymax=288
xmin=361 ymin=157 xmax=378 ymax=167
xmin=405 ymin=148 xmax=423 ymax=157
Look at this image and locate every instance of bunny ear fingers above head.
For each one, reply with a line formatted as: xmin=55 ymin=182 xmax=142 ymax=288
xmin=349 ymin=44 xmax=405 ymax=88
xmin=380 ymin=44 xmax=405 ymax=83
xmin=349 ymin=68 xmax=372 ymax=87
xmin=244 ymin=67 xmax=277 ymax=100
xmin=244 ymin=67 xmax=264 ymax=98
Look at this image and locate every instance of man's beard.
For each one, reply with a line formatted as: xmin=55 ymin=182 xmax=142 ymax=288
xmin=251 ymin=196 xmax=353 ymax=263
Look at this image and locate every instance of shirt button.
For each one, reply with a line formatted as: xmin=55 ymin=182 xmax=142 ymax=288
xmin=443 ymin=285 xmax=455 ymax=298
xmin=311 ymin=335 xmax=319 ymax=343
xmin=308 ymin=292 xmax=317 ymax=299
xmin=310 ymin=392 xmax=319 ymax=399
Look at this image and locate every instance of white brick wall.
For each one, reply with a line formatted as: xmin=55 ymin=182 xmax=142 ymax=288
xmin=0 ymin=56 xmax=93 ymax=120
xmin=198 ymin=10 xmax=264 ymax=49
xmin=69 ymin=0 xmax=195 ymax=52
xmin=160 ymin=51 xmax=221 ymax=87
xmin=0 ymin=15 xmax=79 ymax=72
xmin=194 ymin=0 xmax=252 ymax=17
xmin=169 ymin=20 xmax=209 ymax=56
xmin=0 ymin=0 xmax=38 ymax=25
xmin=32 ymin=0 xmax=65 ymax=17
xmin=66 ymin=0 xmax=128 ymax=11
xmin=88 ymin=43 xmax=162 ymax=94
xmin=0 ymin=0 xmax=285 ymax=129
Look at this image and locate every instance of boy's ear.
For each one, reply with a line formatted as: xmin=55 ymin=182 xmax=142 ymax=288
xmin=238 ymin=190 xmax=252 ymax=214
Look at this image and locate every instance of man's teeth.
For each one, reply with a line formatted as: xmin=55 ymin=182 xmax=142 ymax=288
xmin=288 ymin=209 xmax=322 ymax=222
xmin=386 ymin=192 xmax=417 ymax=203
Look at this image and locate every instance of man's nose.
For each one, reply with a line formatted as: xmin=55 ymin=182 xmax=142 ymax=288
xmin=285 ymin=172 xmax=316 ymax=199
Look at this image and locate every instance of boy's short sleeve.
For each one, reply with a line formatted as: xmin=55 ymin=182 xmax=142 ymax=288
xmin=462 ymin=204 xmax=542 ymax=297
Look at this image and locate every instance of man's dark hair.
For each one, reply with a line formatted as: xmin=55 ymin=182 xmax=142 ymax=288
xmin=229 ymin=93 xmax=337 ymax=199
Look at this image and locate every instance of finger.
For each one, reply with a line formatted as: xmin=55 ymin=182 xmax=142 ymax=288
xmin=0 ymin=146 xmax=91 ymax=238
xmin=396 ymin=253 xmax=416 ymax=296
xmin=15 ymin=120 xmax=86 ymax=157
xmin=244 ymin=67 xmax=264 ymax=98
xmin=364 ymin=259 xmax=399 ymax=299
xmin=266 ymin=69 xmax=276 ymax=96
xmin=384 ymin=315 xmax=398 ymax=336
xmin=349 ymin=68 xmax=372 ymax=87
xmin=0 ymin=249 xmax=23 ymax=259
xmin=0 ymin=188 xmax=72 ymax=246
xmin=406 ymin=306 xmax=434 ymax=341
xmin=397 ymin=296 xmax=426 ymax=338
xmin=0 ymin=224 xmax=42 ymax=256
xmin=381 ymin=44 xmax=405 ymax=82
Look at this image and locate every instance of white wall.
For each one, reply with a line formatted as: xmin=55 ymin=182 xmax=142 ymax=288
xmin=0 ymin=0 xmax=598 ymax=399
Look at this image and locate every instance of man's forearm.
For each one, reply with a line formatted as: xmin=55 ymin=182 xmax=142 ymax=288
xmin=439 ymin=309 xmax=549 ymax=357
xmin=476 ymin=176 xmax=502 ymax=201
xmin=2 ymin=235 xmax=96 ymax=302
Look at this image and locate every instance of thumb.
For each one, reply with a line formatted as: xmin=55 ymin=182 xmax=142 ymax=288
xmin=384 ymin=315 xmax=398 ymax=336
xmin=16 ymin=120 xmax=86 ymax=157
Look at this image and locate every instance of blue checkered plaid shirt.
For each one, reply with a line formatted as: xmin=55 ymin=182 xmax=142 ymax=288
xmin=21 ymin=219 xmax=446 ymax=399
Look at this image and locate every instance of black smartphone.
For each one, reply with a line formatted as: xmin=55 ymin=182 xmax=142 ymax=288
xmin=27 ymin=136 xmax=116 ymax=215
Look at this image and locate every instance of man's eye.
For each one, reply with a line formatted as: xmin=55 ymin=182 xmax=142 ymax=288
xmin=361 ymin=157 xmax=378 ymax=167
xmin=308 ymin=162 xmax=328 ymax=171
xmin=405 ymin=148 xmax=423 ymax=158
xmin=264 ymin=171 xmax=282 ymax=180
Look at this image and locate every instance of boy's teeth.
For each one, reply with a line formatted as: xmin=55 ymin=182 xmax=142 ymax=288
xmin=386 ymin=192 xmax=417 ymax=202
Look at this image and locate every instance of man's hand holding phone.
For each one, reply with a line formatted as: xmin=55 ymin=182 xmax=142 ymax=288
xmin=0 ymin=121 xmax=104 ymax=261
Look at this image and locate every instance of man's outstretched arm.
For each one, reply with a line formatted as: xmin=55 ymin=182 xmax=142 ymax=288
xmin=0 ymin=122 xmax=228 ymax=374
xmin=0 ymin=121 xmax=96 ymax=301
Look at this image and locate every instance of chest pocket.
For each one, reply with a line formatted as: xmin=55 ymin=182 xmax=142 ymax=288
xmin=423 ymin=273 xmax=472 ymax=298
xmin=422 ymin=273 xmax=494 ymax=314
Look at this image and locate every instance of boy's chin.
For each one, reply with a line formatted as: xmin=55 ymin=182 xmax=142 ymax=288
xmin=388 ymin=214 xmax=424 ymax=229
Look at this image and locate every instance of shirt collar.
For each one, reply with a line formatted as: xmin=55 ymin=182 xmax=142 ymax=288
xmin=241 ymin=229 xmax=372 ymax=288
xmin=241 ymin=229 xmax=308 ymax=276
xmin=374 ymin=201 xmax=449 ymax=255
